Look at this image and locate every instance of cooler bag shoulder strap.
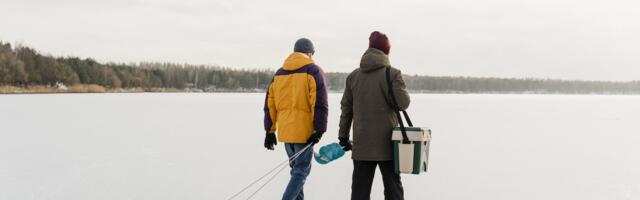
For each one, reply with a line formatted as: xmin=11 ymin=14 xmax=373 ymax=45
xmin=386 ymin=67 xmax=410 ymax=144
xmin=385 ymin=67 xmax=398 ymax=110
xmin=402 ymin=110 xmax=413 ymax=127
xmin=385 ymin=67 xmax=414 ymax=127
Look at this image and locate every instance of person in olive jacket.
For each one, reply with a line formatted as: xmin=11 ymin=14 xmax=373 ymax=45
xmin=338 ymin=31 xmax=410 ymax=200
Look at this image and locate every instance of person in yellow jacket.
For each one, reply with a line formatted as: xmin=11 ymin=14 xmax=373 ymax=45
xmin=263 ymin=38 xmax=328 ymax=200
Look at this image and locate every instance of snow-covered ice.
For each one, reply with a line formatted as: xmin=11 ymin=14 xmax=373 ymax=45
xmin=1 ymin=93 xmax=640 ymax=199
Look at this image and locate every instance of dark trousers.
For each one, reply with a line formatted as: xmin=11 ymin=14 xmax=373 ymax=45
xmin=351 ymin=160 xmax=404 ymax=200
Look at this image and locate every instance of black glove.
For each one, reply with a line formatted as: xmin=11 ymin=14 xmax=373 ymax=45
xmin=264 ymin=132 xmax=277 ymax=150
xmin=339 ymin=137 xmax=352 ymax=151
xmin=306 ymin=131 xmax=324 ymax=145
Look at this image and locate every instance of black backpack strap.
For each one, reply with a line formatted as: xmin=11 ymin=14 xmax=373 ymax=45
xmin=386 ymin=67 xmax=412 ymax=144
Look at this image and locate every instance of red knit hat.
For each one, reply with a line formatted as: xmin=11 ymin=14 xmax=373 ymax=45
xmin=369 ymin=31 xmax=390 ymax=55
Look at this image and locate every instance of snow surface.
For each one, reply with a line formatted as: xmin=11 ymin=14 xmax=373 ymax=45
xmin=1 ymin=93 xmax=640 ymax=200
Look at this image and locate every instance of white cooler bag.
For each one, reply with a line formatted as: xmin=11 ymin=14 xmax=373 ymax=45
xmin=385 ymin=67 xmax=432 ymax=175
xmin=392 ymin=127 xmax=431 ymax=174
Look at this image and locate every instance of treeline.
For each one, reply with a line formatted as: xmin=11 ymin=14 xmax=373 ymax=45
xmin=1 ymin=41 xmax=640 ymax=94
xmin=0 ymin=41 xmax=273 ymax=91
xmin=401 ymin=76 xmax=640 ymax=94
xmin=324 ymin=73 xmax=640 ymax=94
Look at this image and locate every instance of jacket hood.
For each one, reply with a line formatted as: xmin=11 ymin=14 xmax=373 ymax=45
xmin=360 ymin=48 xmax=390 ymax=73
xmin=282 ymin=52 xmax=314 ymax=71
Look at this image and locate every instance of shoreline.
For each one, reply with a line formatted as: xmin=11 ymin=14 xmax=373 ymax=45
xmin=2 ymin=85 xmax=640 ymax=96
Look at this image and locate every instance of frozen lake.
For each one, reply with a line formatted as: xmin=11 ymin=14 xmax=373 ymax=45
xmin=1 ymin=93 xmax=640 ymax=200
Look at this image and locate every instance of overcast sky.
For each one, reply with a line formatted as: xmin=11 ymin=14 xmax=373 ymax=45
xmin=1 ymin=0 xmax=639 ymax=80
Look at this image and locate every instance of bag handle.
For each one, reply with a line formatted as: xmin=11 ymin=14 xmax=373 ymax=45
xmin=386 ymin=67 xmax=412 ymax=144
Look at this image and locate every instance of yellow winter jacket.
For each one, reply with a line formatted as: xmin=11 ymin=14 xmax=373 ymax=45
xmin=263 ymin=52 xmax=328 ymax=143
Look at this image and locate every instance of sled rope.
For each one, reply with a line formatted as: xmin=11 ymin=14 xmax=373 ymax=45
xmin=245 ymin=161 xmax=289 ymax=199
xmin=226 ymin=144 xmax=313 ymax=200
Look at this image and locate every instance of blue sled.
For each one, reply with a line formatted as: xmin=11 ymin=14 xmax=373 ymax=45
xmin=314 ymin=143 xmax=345 ymax=164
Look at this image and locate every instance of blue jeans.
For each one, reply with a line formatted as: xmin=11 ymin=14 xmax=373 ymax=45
xmin=282 ymin=143 xmax=313 ymax=200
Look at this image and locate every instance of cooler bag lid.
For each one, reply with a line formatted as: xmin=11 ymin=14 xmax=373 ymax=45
xmin=392 ymin=127 xmax=431 ymax=142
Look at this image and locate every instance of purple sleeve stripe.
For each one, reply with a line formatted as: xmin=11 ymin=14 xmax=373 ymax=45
xmin=263 ymin=79 xmax=274 ymax=132
xmin=309 ymin=65 xmax=328 ymax=133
